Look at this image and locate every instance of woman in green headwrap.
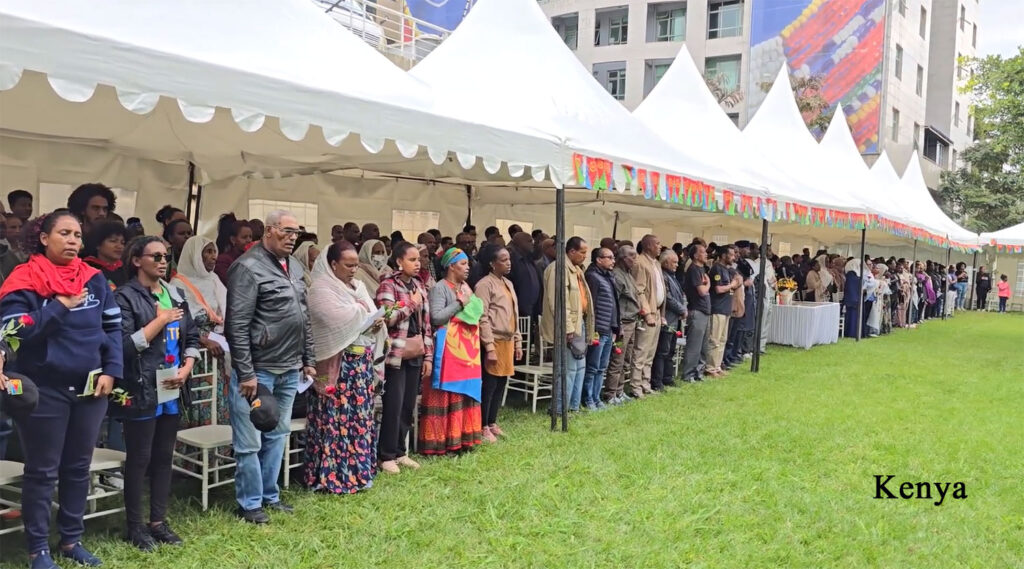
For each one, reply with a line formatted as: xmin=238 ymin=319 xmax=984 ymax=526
xmin=422 ymin=248 xmax=483 ymax=454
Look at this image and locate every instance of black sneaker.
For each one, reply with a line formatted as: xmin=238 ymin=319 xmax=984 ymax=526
xmin=149 ymin=522 xmax=183 ymax=546
xmin=236 ymin=507 xmax=270 ymax=524
xmin=126 ymin=523 xmax=158 ymax=552
xmin=264 ymin=501 xmax=294 ymax=514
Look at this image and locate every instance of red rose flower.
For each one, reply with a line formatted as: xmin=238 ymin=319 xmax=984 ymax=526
xmin=676 ymin=330 xmax=683 ymax=338
xmin=396 ymin=300 xmax=406 ymax=308
xmin=325 ymin=385 xmax=337 ymax=395
xmin=19 ymin=315 xmax=34 ymax=327
xmin=613 ymin=348 xmax=623 ymax=355
xmin=165 ymin=354 xmax=175 ymax=364
xmin=591 ymin=339 xmax=600 ymax=346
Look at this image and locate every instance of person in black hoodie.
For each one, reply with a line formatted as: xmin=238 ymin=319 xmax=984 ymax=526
xmin=115 ymin=236 xmax=199 ymax=551
xmin=507 ymin=231 xmax=542 ymax=319
xmin=0 ymin=209 xmax=122 ymax=569
xmin=975 ymin=266 xmax=992 ymax=310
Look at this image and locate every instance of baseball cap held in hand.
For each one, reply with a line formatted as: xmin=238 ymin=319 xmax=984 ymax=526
xmin=249 ymin=383 xmax=280 ymax=433
xmin=2 ymin=372 xmax=39 ymax=421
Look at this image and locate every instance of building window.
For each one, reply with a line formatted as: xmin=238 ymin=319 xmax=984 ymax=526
xmin=607 ymin=68 xmax=626 ymax=100
xmin=1015 ymin=262 xmax=1024 ymax=296
xmin=653 ymin=6 xmax=686 ymax=42
xmin=957 ymin=52 xmax=963 ymax=79
xmin=705 ymin=55 xmax=742 ymax=91
xmin=898 ymin=0 xmax=907 ymax=16
xmin=967 ymin=115 xmax=973 ymax=137
xmin=954 ymin=101 xmax=960 ymax=126
xmin=391 ymin=210 xmax=440 ymax=240
xmin=972 ymin=24 xmax=977 ymax=47
xmin=894 ymin=44 xmax=903 ymax=80
xmin=951 ymin=148 xmax=958 ymax=168
xmin=552 ymin=14 xmax=578 ymax=50
xmin=891 ymin=108 xmax=900 ymax=142
xmin=960 ymin=5 xmax=966 ymax=30
xmin=919 ymin=7 xmax=928 ymax=38
xmin=249 ymin=199 xmax=318 ymax=235
xmin=609 ymin=14 xmax=628 ymax=44
xmin=727 ymin=112 xmax=740 ymax=126
xmin=913 ymin=122 xmax=921 ymax=149
xmin=916 ymin=64 xmax=924 ymax=96
xmin=708 ymin=0 xmax=743 ymax=39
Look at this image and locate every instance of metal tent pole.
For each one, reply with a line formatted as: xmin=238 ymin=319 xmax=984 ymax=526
xmin=857 ymin=228 xmax=866 ymax=341
xmin=968 ymin=250 xmax=978 ymax=309
xmin=751 ymin=220 xmax=769 ymax=373
xmin=942 ymin=247 xmax=951 ymax=320
xmin=611 ymin=211 xmax=620 ymax=240
xmin=552 ymin=183 xmax=568 ymax=432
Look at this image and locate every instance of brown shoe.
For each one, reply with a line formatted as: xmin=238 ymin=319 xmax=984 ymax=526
xmin=489 ymin=424 xmax=505 ymax=437
xmin=396 ymin=456 xmax=420 ymax=470
xmin=631 ymin=390 xmax=646 ymax=399
xmin=380 ymin=460 xmax=400 ymax=474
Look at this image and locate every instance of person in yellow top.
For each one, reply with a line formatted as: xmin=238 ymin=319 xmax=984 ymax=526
xmin=630 ymin=235 xmax=665 ymax=398
xmin=541 ymin=237 xmax=595 ymax=414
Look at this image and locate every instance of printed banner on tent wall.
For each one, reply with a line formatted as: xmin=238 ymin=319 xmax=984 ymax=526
xmin=405 ymin=0 xmax=476 ymax=35
xmin=746 ymin=0 xmax=885 ymax=153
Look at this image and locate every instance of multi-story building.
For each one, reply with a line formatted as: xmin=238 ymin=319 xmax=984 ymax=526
xmin=537 ymin=0 xmax=976 ymax=190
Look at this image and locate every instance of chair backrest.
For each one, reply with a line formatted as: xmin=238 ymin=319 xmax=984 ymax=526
xmin=188 ymin=348 xmax=219 ymax=426
xmin=536 ymin=316 xmax=551 ymax=366
xmin=517 ymin=316 xmax=531 ymax=362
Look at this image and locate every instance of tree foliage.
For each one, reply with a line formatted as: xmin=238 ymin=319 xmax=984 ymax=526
xmin=758 ymin=73 xmax=832 ymax=133
xmin=938 ymin=48 xmax=1024 ymax=232
xmin=704 ymin=72 xmax=743 ymax=109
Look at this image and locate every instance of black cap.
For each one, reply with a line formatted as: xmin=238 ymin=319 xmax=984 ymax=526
xmin=1 ymin=372 xmax=39 ymax=422
xmin=734 ymin=240 xmax=751 ymax=248
xmin=249 ymin=384 xmax=280 ymax=433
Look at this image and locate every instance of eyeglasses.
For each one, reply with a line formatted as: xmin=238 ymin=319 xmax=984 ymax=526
xmin=272 ymin=225 xmax=302 ymax=237
xmin=142 ymin=253 xmax=173 ymax=263
xmin=598 ymin=255 xmax=614 ymax=260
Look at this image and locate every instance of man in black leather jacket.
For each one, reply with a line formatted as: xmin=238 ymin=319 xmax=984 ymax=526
xmin=225 ymin=210 xmax=316 ymax=524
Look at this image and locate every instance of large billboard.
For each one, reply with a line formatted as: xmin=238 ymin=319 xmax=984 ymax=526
xmin=405 ymin=0 xmax=476 ymax=33
xmin=746 ymin=0 xmax=886 ymax=154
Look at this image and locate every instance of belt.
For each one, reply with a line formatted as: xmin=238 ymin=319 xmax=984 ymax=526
xmin=344 ymin=346 xmax=369 ymax=355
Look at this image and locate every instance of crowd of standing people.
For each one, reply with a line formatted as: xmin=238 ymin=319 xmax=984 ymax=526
xmin=0 ymin=182 xmax=1014 ymax=568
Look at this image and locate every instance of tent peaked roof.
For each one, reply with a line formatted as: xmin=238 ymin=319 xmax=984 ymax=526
xmin=634 ymin=48 xmax=739 ymax=135
xmin=410 ymin=0 xmax=755 ymax=192
xmin=865 ymin=150 xmax=917 ymax=226
xmin=742 ymin=68 xmax=865 ymax=211
xmin=899 ymin=151 xmax=978 ymax=246
xmin=0 ymin=0 xmax=561 ymax=181
xmin=980 ymin=220 xmax=1024 ymax=248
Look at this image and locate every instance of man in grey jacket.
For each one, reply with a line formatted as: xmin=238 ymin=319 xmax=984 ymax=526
xmin=226 ymin=210 xmax=316 ymax=524
xmin=604 ymin=245 xmax=640 ymax=404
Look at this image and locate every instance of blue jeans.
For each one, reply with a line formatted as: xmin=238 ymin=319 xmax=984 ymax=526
xmin=955 ymin=282 xmax=967 ymax=308
xmin=552 ymin=346 xmax=587 ymax=414
xmin=229 ymin=369 xmax=299 ymax=511
xmin=999 ymin=297 xmax=1008 ymax=312
xmin=582 ymin=333 xmax=613 ymax=407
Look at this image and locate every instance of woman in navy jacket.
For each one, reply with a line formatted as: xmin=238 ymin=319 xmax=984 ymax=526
xmin=114 ymin=235 xmax=199 ymax=551
xmin=0 ymin=209 xmax=122 ymax=569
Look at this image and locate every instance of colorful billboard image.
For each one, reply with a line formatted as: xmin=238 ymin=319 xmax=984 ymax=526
xmin=747 ymin=0 xmax=886 ymax=153
xmin=405 ymin=0 xmax=476 ymax=34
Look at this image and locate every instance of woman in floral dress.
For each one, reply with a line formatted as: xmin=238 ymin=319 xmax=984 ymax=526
xmin=303 ymin=241 xmax=387 ymax=494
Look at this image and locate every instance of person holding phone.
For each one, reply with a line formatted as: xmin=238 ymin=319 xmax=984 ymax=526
xmin=115 ymin=235 xmax=199 ymax=551
xmin=0 ymin=209 xmax=122 ymax=569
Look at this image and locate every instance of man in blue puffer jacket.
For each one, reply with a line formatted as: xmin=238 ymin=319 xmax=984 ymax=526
xmin=582 ymin=247 xmax=620 ymax=411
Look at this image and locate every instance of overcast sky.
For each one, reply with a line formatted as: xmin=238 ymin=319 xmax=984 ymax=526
xmin=976 ymin=0 xmax=1023 ymax=58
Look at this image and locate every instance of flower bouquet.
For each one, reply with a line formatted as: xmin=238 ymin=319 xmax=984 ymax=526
xmin=776 ymin=277 xmax=798 ymax=305
xmin=0 ymin=315 xmax=33 ymax=352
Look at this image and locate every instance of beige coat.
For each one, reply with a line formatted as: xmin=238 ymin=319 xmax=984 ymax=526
xmin=475 ymin=273 xmax=523 ymax=353
xmin=634 ymin=253 xmax=664 ymax=318
xmin=541 ymin=261 xmax=596 ymax=344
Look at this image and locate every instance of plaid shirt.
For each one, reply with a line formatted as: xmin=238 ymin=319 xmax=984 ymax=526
xmin=375 ymin=271 xmax=433 ymax=369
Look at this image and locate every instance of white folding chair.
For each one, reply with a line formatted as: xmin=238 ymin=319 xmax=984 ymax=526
xmin=0 ymin=460 xmax=24 ymax=536
xmin=173 ymin=350 xmax=235 ymax=511
xmin=282 ymin=418 xmax=307 ymax=489
xmin=85 ymin=448 xmax=126 ymax=521
xmin=506 ymin=317 xmax=553 ymax=413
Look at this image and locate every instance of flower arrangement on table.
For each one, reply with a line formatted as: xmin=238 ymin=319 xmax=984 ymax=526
xmin=776 ymin=278 xmax=798 ymax=305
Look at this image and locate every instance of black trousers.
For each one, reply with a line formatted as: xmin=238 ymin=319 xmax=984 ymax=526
xmin=123 ymin=412 xmax=178 ymax=525
xmin=651 ymin=328 xmax=678 ymax=389
xmin=976 ymin=291 xmax=988 ymax=309
xmin=481 ymin=371 xmax=507 ymax=426
xmin=379 ymin=362 xmax=420 ymax=461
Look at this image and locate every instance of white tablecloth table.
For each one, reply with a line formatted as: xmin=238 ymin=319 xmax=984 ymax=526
xmin=766 ymin=301 xmax=841 ymax=349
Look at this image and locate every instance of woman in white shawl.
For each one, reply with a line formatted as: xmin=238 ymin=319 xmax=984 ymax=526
xmin=303 ymin=241 xmax=387 ymax=494
xmin=866 ymin=263 xmax=888 ymax=337
xmin=291 ymin=240 xmax=319 ymax=289
xmin=354 ymin=239 xmax=387 ymax=297
xmin=170 ymin=236 xmax=230 ymax=425
xmin=815 ymin=254 xmax=834 ymax=301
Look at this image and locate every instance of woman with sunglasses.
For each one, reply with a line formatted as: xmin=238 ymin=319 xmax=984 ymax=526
xmin=0 ymin=209 xmax=121 ymax=569
xmin=114 ymin=236 xmax=199 ymax=551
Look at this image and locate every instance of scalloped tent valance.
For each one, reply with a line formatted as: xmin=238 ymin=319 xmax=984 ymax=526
xmin=0 ymin=0 xmax=565 ymax=184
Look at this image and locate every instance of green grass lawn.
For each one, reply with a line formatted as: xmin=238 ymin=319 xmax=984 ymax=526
xmin=2 ymin=312 xmax=1023 ymax=568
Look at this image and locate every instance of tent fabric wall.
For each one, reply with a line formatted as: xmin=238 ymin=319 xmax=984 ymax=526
xmin=0 ymin=134 xmax=187 ymax=221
